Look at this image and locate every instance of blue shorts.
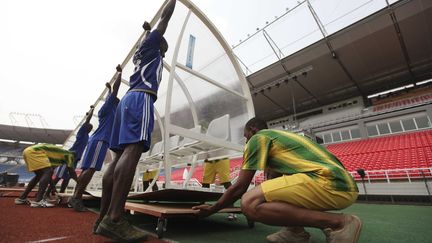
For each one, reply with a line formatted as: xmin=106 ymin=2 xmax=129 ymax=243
xmin=80 ymin=139 xmax=109 ymax=171
xmin=54 ymin=164 xmax=70 ymax=180
xmin=110 ymin=91 xmax=154 ymax=152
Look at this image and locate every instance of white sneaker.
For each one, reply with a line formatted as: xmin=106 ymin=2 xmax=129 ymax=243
xmin=30 ymin=199 xmax=55 ymax=208
xmin=227 ymin=213 xmax=238 ymax=221
xmin=323 ymin=215 xmax=362 ymax=243
xmin=266 ymin=227 xmax=311 ymax=243
xmin=15 ymin=198 xmax=30 ymax=205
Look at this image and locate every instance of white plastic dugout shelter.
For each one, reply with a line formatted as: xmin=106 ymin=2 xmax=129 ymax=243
xmin=64 ymin=0 xmax=255 ymax=189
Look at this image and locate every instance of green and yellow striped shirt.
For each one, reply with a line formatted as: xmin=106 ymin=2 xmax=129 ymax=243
xmin=32 ymin=144 xmax=76 ymax=168
xmin=242 ymin=130 xmax=358 ymax=192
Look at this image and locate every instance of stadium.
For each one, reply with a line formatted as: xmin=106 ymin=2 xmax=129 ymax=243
xmin=1 ymin=0 xmax=431 ymax=242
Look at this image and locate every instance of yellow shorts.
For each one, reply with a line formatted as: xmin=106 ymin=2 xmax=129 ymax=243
xmin=23 ymin=147 xmax=51 ymax=172
xmin=202 ymin=158 xmax=231 ymax=184
xmin=260 ymin=173 xmax=358 ymax=211
xmin=143 ymin=170 xmax=158 ymax=181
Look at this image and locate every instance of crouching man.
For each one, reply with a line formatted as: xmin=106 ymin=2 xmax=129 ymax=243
xmin=193 ymin=118 xmax=362 ymax=243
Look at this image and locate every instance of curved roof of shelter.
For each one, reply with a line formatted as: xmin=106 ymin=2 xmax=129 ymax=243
xmin=64 ymin=0 xmax=254 ymax=151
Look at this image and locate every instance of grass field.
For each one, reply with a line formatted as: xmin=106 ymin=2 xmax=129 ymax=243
xmin=126 ymin=202 xmax=432 ymax=243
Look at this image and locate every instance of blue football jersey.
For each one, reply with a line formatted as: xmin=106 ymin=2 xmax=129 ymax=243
xmin=90 ymin=93 xmax=119 ymax=143
xmin=130 ymin=30 xmax=163 ymax=99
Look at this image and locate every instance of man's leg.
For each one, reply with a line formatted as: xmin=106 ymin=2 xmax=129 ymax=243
xmin=68 ymin=168 xmax=97 ymax=212
xmin=96 ymin=144 xmax=148 ymax=241
xmin=17 ymin=172 xmax=41 ymax=200
xmin=143 ymin=180 xmax=150 ymax=191
xmin=241 ymin=186 xmax=361 ymax=242
xmin=60 ymin=177 xmax=70 ymax=193
xmin=98 ymin=151 xmax=122 ymax=222
xmin=106 ymin=142 xmax=143 ymax=221
xmin=46 ymin=177 xmax=61 ymax=198
xmin=73 ymin=168 xmax=96 ymax=199
xmin=35 ymin=168 xmax=53 ymax=202
xmin=152 ymin=180 xmax=159 ymax=191
xmin=242 ymin=186 xmax=343 ymax=229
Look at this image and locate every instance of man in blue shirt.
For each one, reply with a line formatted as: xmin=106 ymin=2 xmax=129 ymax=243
xmin=68 ymin=65 xmax=122 ymax=212
xmin=46 ymin=107 xmax=94 ymax=197
xmin=95 ymin=0 xmax=177 ymax=241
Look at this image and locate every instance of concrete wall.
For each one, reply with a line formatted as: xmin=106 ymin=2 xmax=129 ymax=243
xmin=357 ymin=181 xmax=432 ymax=196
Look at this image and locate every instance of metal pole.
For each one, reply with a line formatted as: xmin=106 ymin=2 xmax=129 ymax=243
xmin=421 ymin=171 xmax=432 ymax=204
xmin=361 ymin=178 xmax=368 ymax=202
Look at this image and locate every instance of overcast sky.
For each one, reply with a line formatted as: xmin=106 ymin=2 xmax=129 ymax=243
xmin=1 ymin=0 xmax=387 ymax=129
xmin=1 ymin=0 xmax=304 ymax=129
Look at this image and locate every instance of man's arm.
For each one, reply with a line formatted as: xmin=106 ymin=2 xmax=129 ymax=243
xmin=156 ymin=0 xmax=176 ymax=36
xmin=84 ymin=106 xmax=94 ymax=124
xmin=192 ymin=169 xmax=256 ymax=217
xmin=137 ymin=21 xmax=152 ymax=48
xmin=142 ymin=21 xmax=152 ymax=38
xmin=111 ymin=64 xmax=122 ymax=98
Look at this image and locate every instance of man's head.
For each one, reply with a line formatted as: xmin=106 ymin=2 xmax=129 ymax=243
xmin=160 ymin=37 xmax=168 ymax=58
xmin=244 ymin=117 xmax=268 ymax=142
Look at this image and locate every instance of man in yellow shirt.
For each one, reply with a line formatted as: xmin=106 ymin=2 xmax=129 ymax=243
xmin=143 ymin=169 xmax=158 ymax=192
xmin=15 ymin=144 xmax=78 ymax=208
xmin=194 ymin=118 xmax=362 ymax=243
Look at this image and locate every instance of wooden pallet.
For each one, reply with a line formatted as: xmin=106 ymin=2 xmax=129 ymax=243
xmin=125 ymin=201 xmax=248 ymax=239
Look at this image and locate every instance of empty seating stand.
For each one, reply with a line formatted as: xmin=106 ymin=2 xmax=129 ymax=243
xmin=326 ymin=130 xmax=432 ymax=180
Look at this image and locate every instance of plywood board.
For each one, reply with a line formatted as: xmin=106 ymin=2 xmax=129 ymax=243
xmin=126 ymin=189 xmax=224 ymax=202
xmin=86 ymin=189 xmax=224 ymax=202
xmin=125 ymin=201 xmax=241 ymax=218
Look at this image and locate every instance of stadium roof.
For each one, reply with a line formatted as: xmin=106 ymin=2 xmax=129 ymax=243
xmin=0 ymin=124 xmax=72 ymax=144
xmin=247 ymin=0 xmax=432 ymax=121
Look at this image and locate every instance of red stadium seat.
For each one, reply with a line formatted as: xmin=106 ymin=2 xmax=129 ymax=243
xmin=327 ymin=130 xmax=432 ymax=172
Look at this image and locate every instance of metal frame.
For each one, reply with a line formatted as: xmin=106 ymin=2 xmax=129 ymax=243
xmin=63 ymin=0 xmax=255 ymax=190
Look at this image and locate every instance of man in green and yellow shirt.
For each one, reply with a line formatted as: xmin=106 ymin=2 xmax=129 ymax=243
xmin=15 ymin=144 xmax=78 ymax=208
xmin=194 ymin=118 xmax=362 ymax=243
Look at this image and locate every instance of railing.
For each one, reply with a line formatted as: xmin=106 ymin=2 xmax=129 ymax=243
xmin=349 ymin=167 xmax=432 ymax=183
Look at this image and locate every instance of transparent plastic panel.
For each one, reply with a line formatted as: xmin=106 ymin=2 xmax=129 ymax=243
xmin=155 ymin=67 xmax=195 ymax=131
xmin=310 ymin=0 xmax=387 ymax=36
xmin=173 ymin=67 xmax=248 ymax=143
xmin=232 ymin=0 xmax=393 ymax=74
xmin=176 ymin=13 xmax=243 ymax=93
xmin=264 ymin=4 xmax=322 ymax=58
xmin=162 ymin=3 xmax=191 ymax=66
xmin=149 ymin=116 xmax=164 ymax=146
xmin=233 ymin=33 xmax=278 ymax=74
xmin=116 ymin=82 xmax=130 ymax=100
xmin=122 ymin=58 xmax=137 ymax=89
